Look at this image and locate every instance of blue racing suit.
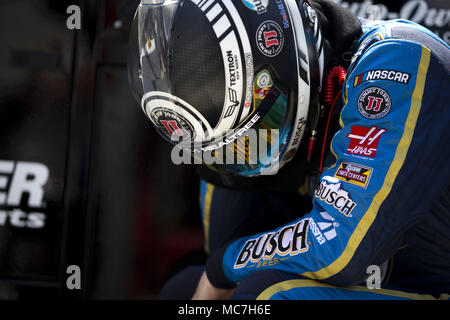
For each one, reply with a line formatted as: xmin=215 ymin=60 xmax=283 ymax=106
xmin=202 ymin=19 xmax=450 ymax=300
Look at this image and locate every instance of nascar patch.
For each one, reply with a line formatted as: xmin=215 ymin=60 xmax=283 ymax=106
xmin=334 ymin=162 xmax=373 ymax=189
xmin=353 ymin=69 xmax=411 ymax=87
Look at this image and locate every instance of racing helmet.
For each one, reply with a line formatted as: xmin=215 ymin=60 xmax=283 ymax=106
xmin=128 ymin=0 xmax=324 ymax=176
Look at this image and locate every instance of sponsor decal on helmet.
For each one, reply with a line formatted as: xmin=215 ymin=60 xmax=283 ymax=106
xmin=353 ymin=70 xmax=411 ymax=87
xmin=290 ymin=117 xmax=307 ymax=147
xmin=256 ymin=20 xmax=285 ymax=57
xmin=314 ymin=176 xmax=357 ymax=217
xmin=241 ymin=0 xmax=269 ymax=14
xmin=346 ymin=125 xmax=386 ymax=159
xmin=223 ymin=87 xmax=240 ymax=118
xmin=142 ymin=91 xmax=213 ymax=142
xmin=150 ymin=108 xmax=195 ymax=139
xmin=234 ymin=218 xmax=309 ymax=269
xmin=243 ymin=52 xmax=254 ymax=111
xmin=357 ymin=86 xmax=391 ymax=119
xmin=256 ymin=70 xmax=271 ymax=89
xmin=276 ymin=0 xmax=290 ymax=28
xmin=334 ymin=161 xmax=373 ymax=189
xmin=253 ymin=69 xmax=273 ymax=103
xmin=218 ymin=31 xmax=244 ymax=126
xmin=226 ymin=50 xmax=240 ymax=88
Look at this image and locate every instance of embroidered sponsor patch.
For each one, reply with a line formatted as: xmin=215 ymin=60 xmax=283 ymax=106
xmin=357 ymin=87 xmax=391 ymax=120
xmin=353 ymin=70 xmax=411 ymax=87
xmin=334 ymin=162 xmax=373 ymax=189
xmin=314 ymin=176 xmax=357 ymax=217
xmin=346 ymin=126 xmax=387 ymax=159
xmin=309 ymin=211 xmax=339 ymax=245
xmin=234 ymin=218 xmax=310 ymax=269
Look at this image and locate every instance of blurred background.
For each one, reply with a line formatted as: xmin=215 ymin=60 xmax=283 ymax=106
xmin=0 ymin=0 xmax=448 ymax=299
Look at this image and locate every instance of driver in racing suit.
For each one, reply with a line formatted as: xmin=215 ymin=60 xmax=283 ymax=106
xmin=129 ymin=0 xmax=450 ymax=299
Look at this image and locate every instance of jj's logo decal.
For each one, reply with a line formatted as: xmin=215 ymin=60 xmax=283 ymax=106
xmin=150 ymin=108 xmax=196 ymax=139
xmin=234 ymin=219 xmax=309 ymax=269
xmin=263 ymin=30 xmax=279 ymax=48
xmin=256 ymin=21 xmax=284 ymax=57
xmin=160 ymin=120 xmax=183 ymax=136
xmin=357 ymin=87 xmax=391 ymax=120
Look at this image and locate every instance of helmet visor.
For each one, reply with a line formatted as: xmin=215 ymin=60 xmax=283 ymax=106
xmin=172 ymin=68 xmax=297 ymax=176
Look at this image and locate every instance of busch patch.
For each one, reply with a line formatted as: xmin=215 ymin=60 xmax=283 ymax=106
xmin=234 ymin=218 xmax=309 ymax=269
xmin=346 ymin=126 xmax=386 ymax=159
xmin=358 ymin=87 xmax=391 ymax=120
xmin=314 ymin=177 xmax=357 ymax=217
xmin=334 ymin=162 xmax=373 ymax=189
xmin=256 ymin=21 xmax=284 ymax=57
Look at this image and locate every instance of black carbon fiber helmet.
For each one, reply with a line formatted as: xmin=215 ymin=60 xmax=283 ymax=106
xmin=128 ymin=0 xmax=324 ymax=176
